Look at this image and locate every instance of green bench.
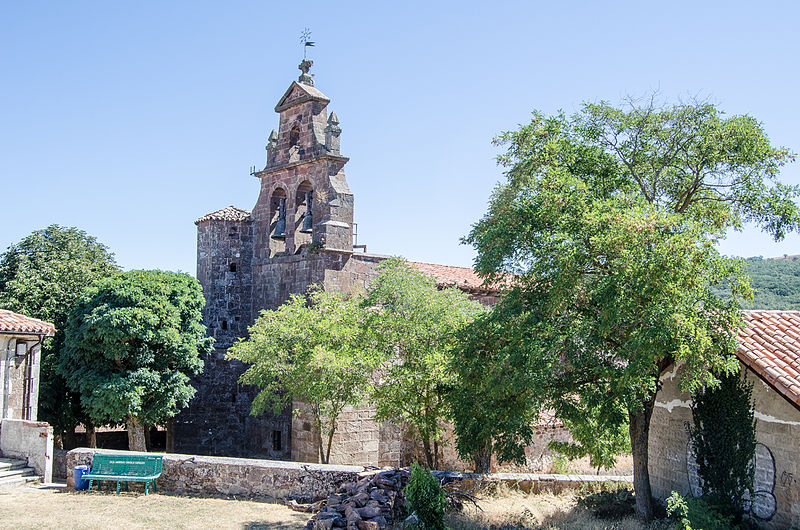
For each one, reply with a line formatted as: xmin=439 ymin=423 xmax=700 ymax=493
xmin=83 ymin=454 xmax=163 ymax=495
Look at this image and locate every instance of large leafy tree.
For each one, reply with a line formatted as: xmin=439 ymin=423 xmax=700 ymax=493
xmin=61 ymin=270 xmax=212 ymax=451
xmin=367 ymin=258 xmax=483 ymax=469
xmin=0 ymin=225 xmax=119 ymax=443
xmin=228 ymin=288 xmax=374 ymax=464
xmin=464 ymin=99 xmax=798 ymax=519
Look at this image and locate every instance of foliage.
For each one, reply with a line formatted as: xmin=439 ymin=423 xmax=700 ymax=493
xmin=228 ymin=287 xmax=373 ymax=464
xmin=367 ymin=257 xmax=483 ymax=469
xmin=464 ymin=97 xmax=798 ymax=519
xmin=577 ymin=489 xmax=635 ymax=519
xmin=0 ymin=225 xmax=119 ymax=437
xmin=404 ymin=462 xmax=447 ymax=530
xmin=713 ymin=256 xmax=800 ymax=310
xmin=61 ymin=270 xmax=212 ymax=450
xmin=690 ymin=370 xmax=757 ymax=517
xmin=666 ymin=491 xmax=736 ymax=530
xmin=549 ymin=401 xmax=631 ymax=473
xmin=449 ymin=299 xmax=542 ymax=472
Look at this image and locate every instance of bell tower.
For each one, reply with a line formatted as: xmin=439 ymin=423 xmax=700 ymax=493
xmin=251 ymin=59 xmax=353 ymax=259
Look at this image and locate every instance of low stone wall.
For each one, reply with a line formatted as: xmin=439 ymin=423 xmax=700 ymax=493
xmin=0 ymin=418 xmax=53 ymax=482
xmin=434 ymin=470 xmax=632 ymax=494
xmin=66 ymin=448 xmax=363 ymax=500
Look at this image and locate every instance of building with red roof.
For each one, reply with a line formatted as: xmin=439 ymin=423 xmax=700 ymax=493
xmin=0 ymin=309 xmax=55 ymax=421
xmin=649 ymin=310 xmax=800 ymax=528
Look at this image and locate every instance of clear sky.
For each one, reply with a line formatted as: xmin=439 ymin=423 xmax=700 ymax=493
xmin=2 ymin=1 xmax=799 ymax=275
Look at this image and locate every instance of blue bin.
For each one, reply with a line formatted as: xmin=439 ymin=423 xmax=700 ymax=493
xmin=73 ymin=464 xmax=90 ymax=491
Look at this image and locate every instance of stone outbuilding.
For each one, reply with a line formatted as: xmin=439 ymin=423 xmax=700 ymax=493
xmin=0 ymin=309 xmax=56 ymax=484
xmin=0 ymin=309 xmax=54 ymax=421
xmin=649 ymin=310 xmax=800 ymax=529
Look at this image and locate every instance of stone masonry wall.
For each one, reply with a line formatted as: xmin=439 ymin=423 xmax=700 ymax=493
xmin=650 ymin=362 xmax=800 ymax=529
xmin=66 ymin=448 xmax=362 ymax=501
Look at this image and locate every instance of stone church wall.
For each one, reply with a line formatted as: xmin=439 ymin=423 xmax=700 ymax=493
xmin=649 ymin=362 xmax=800 ymax=529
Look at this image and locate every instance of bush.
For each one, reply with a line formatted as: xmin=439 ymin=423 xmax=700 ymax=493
xmin=690 ymin=370 xmax=757 ymax=517
xmin=666 ymin=492 xmax=736 ymax=530
xmin=403 ymin=463 xmax=446 ymax=529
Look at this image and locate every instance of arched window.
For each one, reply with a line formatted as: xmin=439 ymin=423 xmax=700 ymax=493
xmin=269 ymin=188 xmax=287 ymax=255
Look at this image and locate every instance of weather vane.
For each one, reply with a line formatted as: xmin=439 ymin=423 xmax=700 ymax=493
xmin=300 ymin=28 xmax=315 ymax=59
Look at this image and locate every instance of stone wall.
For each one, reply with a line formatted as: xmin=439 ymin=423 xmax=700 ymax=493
xmin=0 ymin=418 xmax=53 ymax=482
xmin=66 ymin=448 xmax=363 ymax=501
xmin=649 ymin=361 xmax=800 ymax=529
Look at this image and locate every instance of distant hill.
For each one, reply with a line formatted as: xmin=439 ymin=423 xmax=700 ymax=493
xmin=714 ymin=256 xmax=800 ymax=310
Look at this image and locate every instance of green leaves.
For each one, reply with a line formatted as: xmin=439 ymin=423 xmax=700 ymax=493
xmin=366 ymin=258 xmax=483 ymax=468
xmin=227 ymin=287 xmax=373 ymax=463
xmin=461 ymin=97 xmax=795 ymax=510
xmin=0 ymin=225 xmax=119 ymax=434
xmin=60 ymin=270 xmax=212 ymax=428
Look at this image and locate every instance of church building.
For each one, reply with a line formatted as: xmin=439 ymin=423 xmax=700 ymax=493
xmin=175 ymin=60 xmax=504 ymax=465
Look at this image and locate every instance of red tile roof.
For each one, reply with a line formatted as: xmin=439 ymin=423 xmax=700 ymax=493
xmin=738 ymin=310 xmax=800 ymax=409
xmin=0 ymin=310 xmax=56 ymax=336
xmin=408 ymin=261 xmax=503 ymax=294
xmin=195 ymin=206 xmax=251 ymax=224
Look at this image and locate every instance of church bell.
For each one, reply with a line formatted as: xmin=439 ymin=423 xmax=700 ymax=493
xmin=272 ymin=197 xmax=286 ymax=239
xmin=300 ymin=190 xmax=313 ymax=233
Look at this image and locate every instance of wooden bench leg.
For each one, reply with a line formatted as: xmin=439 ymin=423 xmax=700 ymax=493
xmin=88 ymin=479 xmax=93 ymax=493
xmin=124 ymin=482 xmax=129 ymax=492
xmin=145 ymin=481 xmax=149 ymax=495
xmin=116 ymin=481 xmax=121 ymax=494
xmin=152 ymin=480 xmax=157 ymax=493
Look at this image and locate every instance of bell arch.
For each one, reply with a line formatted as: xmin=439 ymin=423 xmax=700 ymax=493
xmin=269 ymin=187 xmax=287 ymax=256
xmin=294 ymin=180 xmax=314 ymax=250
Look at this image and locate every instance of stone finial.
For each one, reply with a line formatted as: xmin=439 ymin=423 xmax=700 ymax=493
xmin=265 ymin=129 xmax=278 ymax=168
xmin=298 ymin=59 xmax=314 ymax=86
xmin=325 ymin=112 xmax=341 ymax=154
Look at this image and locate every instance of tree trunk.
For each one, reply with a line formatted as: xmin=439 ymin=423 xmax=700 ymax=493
xmin=325 ymin=429 xmax=335 ymax=466
xmin=144 ymin=424 xmax=152 ymax=451
xmin=474 ymin=441 xmax=492 ymax=473
xmin=62 ymin=429 xmax=77 ymax=450
xmin=86 ymin=425 xmax=97 ymax=448
xmin=165 ymin=418 xmax=175 ymax=453
xmin=629 ymin=396 xmax=656 ymax=520
xmin=126 ymin=417 xmax=147 ymax=452
xmin=421 ymin=437 xmax=434 ymax=469
xmin=433 ymin=439 xmax=440 ymax=470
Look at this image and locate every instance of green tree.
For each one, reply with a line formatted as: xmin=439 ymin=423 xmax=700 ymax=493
xmin=0 ymin=225 xmax=119 ymax=444
xmin=464 ymin=98 xmax=798 ymax=519
xmin=61 ymin=270 xmax=212 ymax=451
xmin=228 ymin=288 xmax=373 ymax=464
xmin=367 ymin=258 xmax=483 ymax=469
xmin=690 ymin=369 xmax=757 ymax=519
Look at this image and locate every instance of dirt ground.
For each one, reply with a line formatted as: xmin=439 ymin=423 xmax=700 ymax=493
xmin=445 ymin=487 xmax=671 ymax=529
xmin=0 ymin=481 xmax=671 ymax=530
xmin=0 ymin=483 xmax=310 ymax=529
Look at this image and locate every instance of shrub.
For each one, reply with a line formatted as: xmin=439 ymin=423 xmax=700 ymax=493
xmin=690 ymin=370 xmax=757 ymax=517
xmin=666 ymin=491 xmax=736 ymax=530
xmin=403 ymin=463 xmax=446 ymax=529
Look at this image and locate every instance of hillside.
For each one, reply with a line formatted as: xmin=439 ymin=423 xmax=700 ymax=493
xmin=716 ymin=256 xmax=800 ymax=310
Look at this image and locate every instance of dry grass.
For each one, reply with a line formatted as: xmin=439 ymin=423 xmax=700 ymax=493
xmin=444 ymin=485 xmax=670 ymax=530
xmin=0 ymin=483 xmax=309 ymax=529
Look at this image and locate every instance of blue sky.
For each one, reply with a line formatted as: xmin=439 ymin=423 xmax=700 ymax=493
xmin=2 ymin=1 xmax=799 ymax=274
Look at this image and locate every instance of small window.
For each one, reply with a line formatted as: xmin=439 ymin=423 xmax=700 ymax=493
xmin=289 ymin=125 xmax=300 ymax=147
xmin=221 ymin=320 xmax=228 ymax=330
xmin=229 ymin=263 xmax=237 ymax=272
xmin=272 ymin=430 xmax=282 ymax=452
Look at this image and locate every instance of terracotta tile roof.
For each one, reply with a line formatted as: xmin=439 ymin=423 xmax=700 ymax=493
xmin=738 ymin=310 xmax=800 ymax=409
xmin=0 ymin=310 xmax=56 ymax=336
xmin=408 ymin=261 xmax=502 ymax=294
xmin=195 ymin=206 xmax=251 ymax=224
